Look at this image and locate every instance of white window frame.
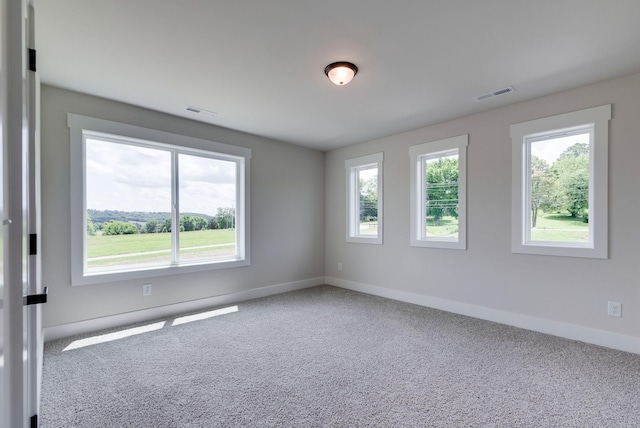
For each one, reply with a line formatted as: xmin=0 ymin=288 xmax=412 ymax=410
xmin=409 ymin=134 xmax=468 ymax=250
xmin=345 ymin=152 xmax=383 ymax=244
xmin=68 ymin=114 xmax=251 ymax=286
xmin=511 ymin=104 xmax=611 ymax=258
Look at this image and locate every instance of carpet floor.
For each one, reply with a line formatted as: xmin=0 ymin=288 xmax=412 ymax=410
xmin=41 ymin=285 xmax=640 ymax=427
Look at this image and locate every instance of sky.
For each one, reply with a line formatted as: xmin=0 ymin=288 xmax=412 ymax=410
xmin=86 ymin=139 xmax=236 ymax=216
xmin=531 ymin=132 xmax=589 ymax=165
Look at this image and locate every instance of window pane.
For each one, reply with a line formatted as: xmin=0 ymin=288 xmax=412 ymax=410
xmin=178 ymin=154 xmax=237 ymax=262
xmin=357 ymin=166 xmax=378 ymax=236
xmin=529 ymin=132 xmax=590 ymax=243
xmin=424 ymin=154 xmax=459 ymax=239
xmin=85 ymin=139 xmax=172 ymax=272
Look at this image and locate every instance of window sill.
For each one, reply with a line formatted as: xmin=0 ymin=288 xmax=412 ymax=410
xmin=72 ymin=258 xmax=250 ymax=286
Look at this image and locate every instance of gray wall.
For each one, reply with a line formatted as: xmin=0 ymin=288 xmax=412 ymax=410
xmin=41 ymin=85 xmax=325 ymax=328
xmin=325 ymin=72 xmax=640 ymax=340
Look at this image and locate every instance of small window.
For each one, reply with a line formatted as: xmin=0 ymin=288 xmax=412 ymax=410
xmin=410 ymin=135 xmax=468 ymax=250
xmin=345 ymin=153 xmax=383 ymax=244
xmin=511 ymin=104 xmax=611 ymax=258
xmin=69 ymin=114 xmax=251 ymax=285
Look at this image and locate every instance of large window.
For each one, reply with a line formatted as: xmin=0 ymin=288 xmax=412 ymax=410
xmin=345 ymin=153 xmax=383 ymax=244
xmin=511 ymin=104 xmax=610 ymax=258
xmin=409 ymin=135 xmax=467 ymax=250
xmin=69 ymin=114 xmax=251 ymax=285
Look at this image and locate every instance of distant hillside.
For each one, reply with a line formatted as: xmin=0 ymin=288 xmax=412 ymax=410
xmin=88 ymin=209 xmax=212 ymax=225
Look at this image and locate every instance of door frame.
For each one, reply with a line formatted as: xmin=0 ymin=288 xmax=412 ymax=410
xmin=2 ymin=0 xmax=41 ymax=427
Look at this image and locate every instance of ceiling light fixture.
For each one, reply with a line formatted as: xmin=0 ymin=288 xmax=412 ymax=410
xmin=324 ymin=61 xmax=358 ymax=86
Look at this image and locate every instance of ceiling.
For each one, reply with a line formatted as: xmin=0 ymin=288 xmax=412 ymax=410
xmin=36 ymin=1 xmax=640 ymax=151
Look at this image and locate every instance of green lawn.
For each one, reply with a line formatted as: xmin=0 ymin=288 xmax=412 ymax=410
xmin=87 ymin=230 xmax=237 ymax=269
xmin=87 ymin=244 xmax=236 ymax=268
xmin=87 ymin=229 xmax=235 ymax=258
xmin=426 ymin=216 xmax=458 ymax=238
xmin=531 ymin=212 xmax=588 ymax=242
xmin=359 ymin=221 xmax=378 ymax=235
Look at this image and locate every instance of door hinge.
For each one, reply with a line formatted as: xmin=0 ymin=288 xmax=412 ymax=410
xmin=29 ymin=233 xmax=37 ymax=255
xmin=24 ymin=287 xmax=48 ymax=306
xmin=28 ymin=48 xmax=36 ymax=72
xmin=30 ymin=414 xmax=38 ymax=428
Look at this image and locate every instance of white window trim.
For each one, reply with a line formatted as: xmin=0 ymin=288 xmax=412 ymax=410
xmin=510 ymin=104 xmax=611 ymax=259
xmin=68 ymin=113 xmax=252 ymax=286
xmin=345 ymin=152 xmax=383 ymax=244
xmin=409 ymin=134 xmax=468 ymax=250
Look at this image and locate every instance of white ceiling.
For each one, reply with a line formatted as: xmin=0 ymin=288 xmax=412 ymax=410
xmin=36 ymin=1 xmax=640 ymax=151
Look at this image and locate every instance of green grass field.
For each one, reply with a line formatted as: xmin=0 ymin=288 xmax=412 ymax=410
xmin=426 ymin=216 xmax=458 ymax=238
xmin=531 ymin=212 xmax=589 ymax=242
xmin=87 ymin=229 xmax=236 ymax=269
xmin=359 ymin=221 xmax=378 ymax=235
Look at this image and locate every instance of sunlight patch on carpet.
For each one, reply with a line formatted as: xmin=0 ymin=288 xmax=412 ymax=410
xmin=172 ymin=306 xmax=238 ymax=327
xmin=63 ymin=321 xmax=167 ymax=351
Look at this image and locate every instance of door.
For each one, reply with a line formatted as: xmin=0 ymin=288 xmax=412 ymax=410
xmin=26 ymin=1 xmax=44 ymax=425
xmin=1 ymin=0 xmax=42 ymax=427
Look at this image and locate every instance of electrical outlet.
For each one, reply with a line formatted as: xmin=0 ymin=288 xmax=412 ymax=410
xmin=607 ymin=301 xmax=621 ymax=317
xmin=143 ymin=283 xmax=152 ymax=296
xmin=337 ymin=262 xmax=343 ymax=271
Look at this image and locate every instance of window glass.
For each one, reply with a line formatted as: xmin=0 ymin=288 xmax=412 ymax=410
xmin=410 ymin=135 xmax=467 ymax=250
xmin=345 ymin=153 xmax=383 ymax=244
xmin=423 ymin=151 xmax=459 ymax=240
xmin=356 ymin=165 xmax=378 ymax=236
xmin=178 ymin=154 xmax=237 ymax=262
xmin=527 ymin=128 xmax=591 ymax=244
xmin=85 ymin=138 xmax=172 ymax=272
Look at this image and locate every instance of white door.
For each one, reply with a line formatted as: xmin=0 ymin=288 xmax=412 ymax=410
xmin=26 ymin=1 xmax=44 ymax=424
xmin=1 ymin=0 xmax=42 ymax=427
xmin=0 ymin=0 xmax=6 ymax=422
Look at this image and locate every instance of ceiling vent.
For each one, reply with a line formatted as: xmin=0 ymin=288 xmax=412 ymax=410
xmin=473 ymin=86 xmax=515 ymax=102
xmin=185 ymin=105 xmax=217 ymax=116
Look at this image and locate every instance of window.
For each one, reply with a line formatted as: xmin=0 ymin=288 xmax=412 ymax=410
xmin=409 ymin=135 xmax=467 ymax=249
xmin=345 ymin=153 xmax=383 ymax=244
xmin=69 ymin=114 xmax=251 ymax=285
xmin=511 ymin=104 xmax=611 ymax=258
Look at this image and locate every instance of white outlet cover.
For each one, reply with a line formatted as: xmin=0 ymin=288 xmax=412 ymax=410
xmin=607 ymin=301 xmax=621 ymax=317
xmin=143 ymin=283 xmax=152 ymax=296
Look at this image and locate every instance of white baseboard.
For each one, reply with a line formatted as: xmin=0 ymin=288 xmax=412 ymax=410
xmin=44 ymin=277 xmax=324 ymax=342
xmin=325 ymin=276 xmax=640 ymax=355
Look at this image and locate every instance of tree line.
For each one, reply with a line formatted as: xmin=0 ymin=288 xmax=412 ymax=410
xmin=87 ymin=207 xmax=236 ymax=236
xmin=531 ymin=142 xmax=589 ymax=227
xmin=357 ymin=159 xmax=461 ymax=226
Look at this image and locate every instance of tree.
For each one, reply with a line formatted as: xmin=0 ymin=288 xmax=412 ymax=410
xmin=181 ymin=214 xmax=196 ymax=232
xmin=552 ymin=143 xmax=589 ymax=218
xmin=215 ymin=207 xmax=235 ymax=229
xmin=160 ymin=218 xmax=172 ymax=233
xmin=102 ymin=220 xmax=139 ymax=235
xmin=179 ymin=215 xmax=208 ymax=232
xmin=207 ymin=217 xmax=218 ymax=230
xmin=530 ymin=156 xmax=558 ymax=227
xmin=425 ymin=157 xmax=459 ymax=225
xmin=557 ymin=142 xmax=588 ymax=160
xmin=359 ymin=175 xmax=378 ymax=221
xmin=87 ymin=212 xmax=97 ymax=236
xmin=194 ymin=216 xmax=208 ymax=231
xmin=144 ymin=219 xmax=158 ymax=234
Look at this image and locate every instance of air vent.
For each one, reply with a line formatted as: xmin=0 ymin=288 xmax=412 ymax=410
xmin=473 ymin=86 xmax=515 ymax=102
xmin=185 ymin=105 xmax=217 ymax=116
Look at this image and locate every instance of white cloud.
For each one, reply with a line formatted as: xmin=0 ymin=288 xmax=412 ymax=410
xmin=86 ymin=139 xmax=236 ymax=215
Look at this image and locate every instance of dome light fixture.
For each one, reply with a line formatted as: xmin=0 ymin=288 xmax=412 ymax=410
xmin=324 ymin=61 xmax=358 ymax=86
